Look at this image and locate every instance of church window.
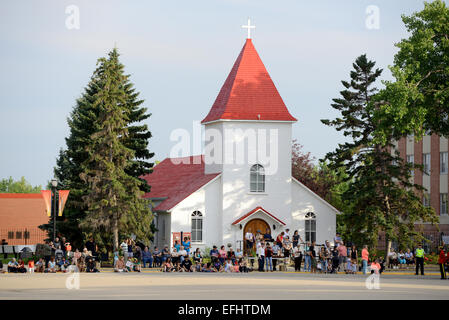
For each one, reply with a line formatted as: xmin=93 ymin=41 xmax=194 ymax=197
xmin=305 ymin=212 xmax=316 ymax=242
xmin=191 ymin=211 xmax=203 ymax=243
xmin=250 ymin=164 xmax=265 ymax=192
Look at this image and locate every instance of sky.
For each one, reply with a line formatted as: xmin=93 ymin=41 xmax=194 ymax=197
xmin=0 ymin=0 xmax=435 ymax=187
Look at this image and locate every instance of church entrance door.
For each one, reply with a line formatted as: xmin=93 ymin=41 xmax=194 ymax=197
xmin=243 ymin=218 xmax=270 ymax=254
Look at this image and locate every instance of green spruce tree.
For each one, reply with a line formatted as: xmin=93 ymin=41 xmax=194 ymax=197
xmin=322 ymin=55 xmax=438 ymax=254
xmin=79 ymin=49 xmax=152 ymax=252
xmin=47 ymin=48 xmax=154 ymax=249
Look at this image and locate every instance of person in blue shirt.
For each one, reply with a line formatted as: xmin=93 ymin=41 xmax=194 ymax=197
xmin=182 ymin=237 xmax=191 ymax=255
xmin=142 ymin=246 xmax=153 ymax=268
xmin=210 ymin=246 xmax=219 ymax=263
xmin=174 ymin=240 xmax=181 ymax=252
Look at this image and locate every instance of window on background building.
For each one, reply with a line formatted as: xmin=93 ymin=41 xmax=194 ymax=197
xmin=15 ymin=231 xmax=22 ymax=239
xmin=441 ymin=152 xmax=448 ymax=174
xmin=441 ymin=193 xmax=448 ymax=215
xmin=191 ymin=211 xmax=203 ymax=243
xmin=407 ymin=154 xmax=414 ymax=176
xmin=423 ymin=153 xmax=431 ymax=175
xmin=250 ymin=164 xmax=265 ymax=192
xmin=7 ymin=231 xmax=14 ymax=239
xmin=305 ymin=212 xmax=316 ymax=243
xmin=423 ymin=193 xmax=431 ymax=207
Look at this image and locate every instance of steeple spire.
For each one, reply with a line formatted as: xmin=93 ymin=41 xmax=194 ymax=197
xmin=201 ymin=39 xmax=297 ymax=124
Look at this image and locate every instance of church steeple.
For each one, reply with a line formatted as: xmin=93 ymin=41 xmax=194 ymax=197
xmin=201 ymin=39 xmax=297 ymax=124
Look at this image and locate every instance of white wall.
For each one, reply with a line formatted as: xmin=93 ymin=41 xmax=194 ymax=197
xmin=169 ymin=176 xmax=222 ymax=251
xmin=218 ymin=121 xmax=293 ymax=248
xmin=291 ymin=179 xmax=337 ymax=245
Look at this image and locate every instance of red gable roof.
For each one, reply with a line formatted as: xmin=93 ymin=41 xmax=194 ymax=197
xmin=232 ymin=206 xmax=286 ymax=225
xmin=142 ymin=155 xmax=220 ymax=211
xmin=201 ymin=39 xmax=297 ymax=124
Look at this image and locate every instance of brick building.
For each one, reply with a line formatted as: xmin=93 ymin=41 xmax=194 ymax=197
xmin=392 ymin=134 xmax=449 ymax=251
xmin=0 ymin=193 xmax=48 ymax=245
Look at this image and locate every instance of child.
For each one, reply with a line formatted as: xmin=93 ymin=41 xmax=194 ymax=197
xmin=351 ymin=258 xmax=358 ymax=274
xmin=224 ymin=258 xmax=233 ymax=273
xmin=133 ymin=258 xmax=141 ymax=272
xmin=28 ymin=259 xmax=35 ymax=273
xmin=239 ymin=258 xmax=248 ymax=273
xmin=346 ymin=257 xmax=352 ymax=274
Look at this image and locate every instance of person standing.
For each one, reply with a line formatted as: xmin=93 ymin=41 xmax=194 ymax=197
xmin=292 ymin=230 xmax=303 ymax=248
xmin=415 ymin=244 xmax=425 ymax=276
xmin=272 ymin=242 xmax=280 ymax=271
xmin=338 ymin=242 xmax=348 ymax=272
xmin=350 ymin=245 xmax=358 ymax=273
xmin=265 ymin=242 xmax=273 ymax=272
xmin=438 ymin=246 xmax=447 ymax=280
xmin=304 ymin=242 xmax=311 ymax=272
xmin=293 ymin=243 xmax=303 ymax=272
xmin=361 ymin=245 xmax=369 ymax=275
xmin=245 ymin=228 xmax=255 ymax=256
xmin=257 ymin=242 xmax=265 ymax=272
xmin=182 ymin=237 xmax=191 ymax=256
xmin=263 ymin=228 xmax=273 ymax=242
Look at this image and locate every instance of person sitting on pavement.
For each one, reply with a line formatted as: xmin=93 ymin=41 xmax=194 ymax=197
xmin=178 ymin=246 xmax=188 ymax=264
xmin=47 ymin=256 xmax=57 ymax=273
xmin=114 ymin=256 xmax=127 ymax=272
xmin=35 ymin=258 xmax=45 ymax=273
xmin=7 ymin=258 xmax=19 ymax=273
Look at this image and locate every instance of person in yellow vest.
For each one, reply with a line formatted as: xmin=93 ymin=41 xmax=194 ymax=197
xmin=415 ymin=244 xmax=425 ymax=276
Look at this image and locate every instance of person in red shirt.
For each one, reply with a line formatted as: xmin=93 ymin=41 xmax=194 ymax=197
xmin=438 ymin=246 xmax=447 ymax=280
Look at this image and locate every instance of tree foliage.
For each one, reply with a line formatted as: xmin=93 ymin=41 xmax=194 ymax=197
xmin=374 ymin=0 xmax=449 ymax=143
xmin=79 ymin=49 xmax=152 ymax=252
xmin=322 ymin=54 xmax=438 ymax=249
xmin=47 ymin=48 xmax=154 ymax=250
xmin=0 ymin=176 xmax=42 ymax=193
xmin=291 ymin=140 xmax=349 ymax=212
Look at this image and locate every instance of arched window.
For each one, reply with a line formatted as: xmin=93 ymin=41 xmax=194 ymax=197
xmin=250 ymin=164 xmax=265 ymax=192
xmin=191 ymin=211 xmax=203 ymax=243
xmin=305 ymin=212 xmax=316 ymax=243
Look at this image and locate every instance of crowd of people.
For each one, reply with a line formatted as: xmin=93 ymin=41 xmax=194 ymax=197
xmin=2 ymin=236 xmax=100 ymax=273
xmin=3 ymin=231 xmax=448 ymax=278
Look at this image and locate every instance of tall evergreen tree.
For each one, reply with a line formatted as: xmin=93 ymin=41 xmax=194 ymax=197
xmin=46 ymin=48 xmax=154 ymax=250
xmin=79 ymin=50 xmax=152 ymax=252
xmin=322 ymin=55 xmax=438 ymax=254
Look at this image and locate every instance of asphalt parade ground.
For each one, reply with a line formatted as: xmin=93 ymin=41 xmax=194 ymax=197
xmin=1 ymin=270 xmax=448 ymax=300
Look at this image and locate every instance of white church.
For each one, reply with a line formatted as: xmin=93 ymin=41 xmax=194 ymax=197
xmin=144 ymin=23 xmax=339 ymax=251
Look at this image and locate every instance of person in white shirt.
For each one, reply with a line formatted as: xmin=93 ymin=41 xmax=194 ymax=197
xmin=257 ymin=242 xmax=265 ymax=272
xmin=284 ymin=228 xmax=290 ymax=241
xmin=272 ymin=243 xmax=281 ymax=271
xmin=120 ymin=240 xmax=128 ymax=260
xmin=293 ymin=244 xmax=303 ymax=272
xmin=178 ymin=246 xmax=188 ymax=264
xmin=245 ymin=228 xmax=255 ymax=255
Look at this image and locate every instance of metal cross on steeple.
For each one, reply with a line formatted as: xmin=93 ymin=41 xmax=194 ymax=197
xmin=242 ymin=18 xmax=255 ymax=39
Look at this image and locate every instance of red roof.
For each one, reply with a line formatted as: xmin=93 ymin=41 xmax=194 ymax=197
xmin=0 ymin=193 xmax=43 ymax=199
xmin=201 ymin=39 xmax=297 ymax=124
xmin=142 ymin=155 xmax=220 ymax=211
xmin=232 ymin=206 xmax=286 ymax=225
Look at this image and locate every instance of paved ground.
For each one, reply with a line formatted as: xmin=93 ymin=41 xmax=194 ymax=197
xmin=1 ymin=271 xmax=448 ymax=300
